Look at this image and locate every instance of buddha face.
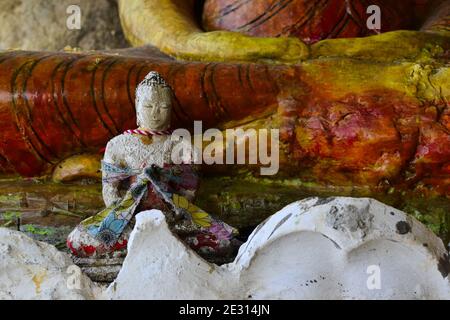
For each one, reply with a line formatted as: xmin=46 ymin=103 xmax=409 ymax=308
xmin=136 ymin=84 xmax=172 ymax=131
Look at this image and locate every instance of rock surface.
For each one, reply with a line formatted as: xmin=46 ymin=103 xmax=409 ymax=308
xmin=1 ymin=197 xmax=449 ymax=299
xmin=105 ymin=197 xmax=450 ymax=299
xmin=0 ymin=228 xmax=98 ymax=299
xmin=0 ymin=0 xmax=127 ymax=51
xmin=233 ymin=197 xmax=450 ymax=299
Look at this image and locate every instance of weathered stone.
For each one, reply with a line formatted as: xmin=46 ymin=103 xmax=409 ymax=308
xmin=104 ymin=197 xmax=450 ymax=299
xmin=73 ymin=256 xmax=124 ymax=283
xmin=1 ymin=197 xmax=449 ymax=299
xmin=0 ymin=228 xmax=99 ymax=299
xmin=103 ymin=210 xmax=229 ymax=299
xmin=1 ymin=176 xmax=449 ymax=245
xmin=0 ymin=0 xmax=127 ymax=51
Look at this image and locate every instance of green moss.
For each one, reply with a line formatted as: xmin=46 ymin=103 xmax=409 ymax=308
xmin=403 ymin=201 xmax=449 ymax=241
xmin=1 ymin=211 xmax=21 ymax=221
xmin=0 ymin=175 xmax=448 ymax=244
xmin=196 ymin=175 xmax=450 ymax=243
xmin=311 ymin=31 xmax=450 ymax=63
xmin=22 ymin=224 xmax=54 ymax=236
xmin=1 ymin=211 xmax=21 ymax=227
xmin=0 ymin=194 xmax=21 ymax=205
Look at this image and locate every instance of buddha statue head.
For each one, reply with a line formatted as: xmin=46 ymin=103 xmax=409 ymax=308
xmin=135 ymin=71 xmax=173 ymax=131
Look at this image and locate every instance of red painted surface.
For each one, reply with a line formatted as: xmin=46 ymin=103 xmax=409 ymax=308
xmin=203 ymin=0 xmax=442 ymax=43
xmin=0 ymin=2 xmax=448 ymax=196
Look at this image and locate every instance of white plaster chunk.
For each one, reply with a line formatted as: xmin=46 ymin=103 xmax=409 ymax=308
xmin=1 ymin=197 xmax=449 ymax=300
xmin=105 ymin=197 xmax=450 ymax=300
xmin=103 ymin=210 xmax=231 ymax=299
xmin=0 ymin=228 xmax=99 ymax=300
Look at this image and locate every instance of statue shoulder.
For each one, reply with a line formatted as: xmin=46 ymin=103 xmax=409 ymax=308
xmin=106 ymin=133 xmax=135 ymax=149
xmin=104 ymin=134 xmax=136 ymax=160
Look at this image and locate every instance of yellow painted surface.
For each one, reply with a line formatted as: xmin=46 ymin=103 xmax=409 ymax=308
xmin=52 ymin=154 xmax=102 ymax=183
xmin=119 ymin=1 xmax=449 ymax=64
xmin=32 ymin=270 xmax=47 ymax=295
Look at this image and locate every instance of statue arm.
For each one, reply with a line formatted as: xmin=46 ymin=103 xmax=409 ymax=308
xmin=102 ymin=140 xmax=123 ymax=207
xmin=118 ymin=0 xmax=449 ymax=64
xmin=118 ymin=0 xmax=308 ymax=64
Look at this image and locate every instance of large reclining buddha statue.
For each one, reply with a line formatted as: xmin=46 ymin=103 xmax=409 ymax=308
xmin=0 ymin=0 xmax=448 ymax=244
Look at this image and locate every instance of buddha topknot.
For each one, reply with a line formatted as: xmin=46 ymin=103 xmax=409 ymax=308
xmin=139 ymin=71 xmax=170 ymax=89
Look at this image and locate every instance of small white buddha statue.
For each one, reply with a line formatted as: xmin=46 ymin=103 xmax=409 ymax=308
xmin=67 ymin=71 xmax=239 ymax=267
xmin=102 ymin=71 xmax=192 ymax=207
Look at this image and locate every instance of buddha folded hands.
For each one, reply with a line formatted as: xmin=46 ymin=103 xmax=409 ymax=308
xmin=67 ymin=161 xmax=239 ymax=260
